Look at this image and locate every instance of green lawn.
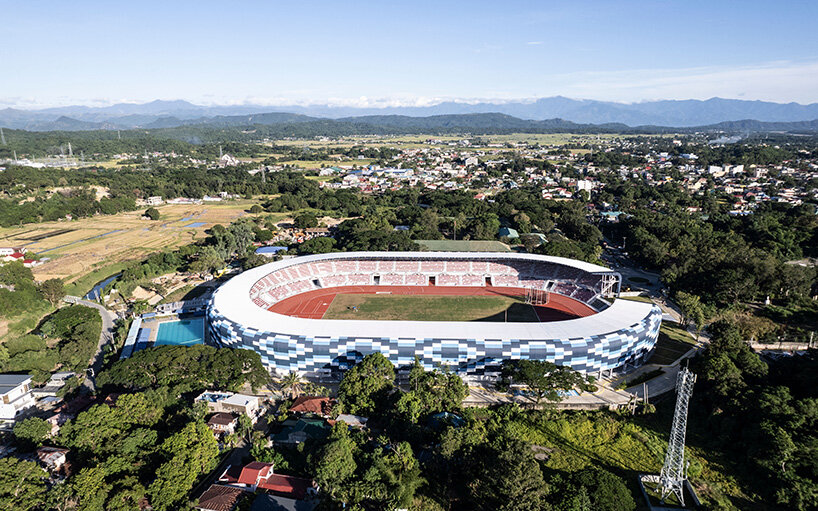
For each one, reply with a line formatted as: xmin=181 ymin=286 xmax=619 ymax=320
xmin=647 ymin=322 xmax=696 ymax=365
xmin=157 ymin=283 xmax=210 ymax=305
xmin=501 ymin=407 xmax=749 ymax=509
xmin=64 ymin=261 xmax=130 ymax=297
xmin=322 ymin=294 xmax=539 ymax=322
xmin=619 ymin=295 xmax=654 ymax=304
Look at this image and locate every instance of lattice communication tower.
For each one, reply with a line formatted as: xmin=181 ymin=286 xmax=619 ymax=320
xmin=659 ymin=367 xmax=697 ymax=506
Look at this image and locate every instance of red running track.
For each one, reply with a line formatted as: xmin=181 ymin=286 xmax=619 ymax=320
xmin=268 ymin=285 xmax=596 ymax=322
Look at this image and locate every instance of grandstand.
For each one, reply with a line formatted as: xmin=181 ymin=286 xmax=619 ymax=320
xmin=208 ymin=252 xmax=662 ymax=379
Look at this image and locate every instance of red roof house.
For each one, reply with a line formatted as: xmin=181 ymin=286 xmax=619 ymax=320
xmin=218 ymin=462 xmax=318 ymax=501
xmin=289 ymin=396 xmax=335 ymax=416
xmin=196 ymin=484 xmax=245 ymax=511
xmin=258 ymin=473 xmax=315 ymax=500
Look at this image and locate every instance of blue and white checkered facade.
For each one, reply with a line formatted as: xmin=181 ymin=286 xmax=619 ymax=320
xmin=207 ymin=252 xmax=662 ymax=376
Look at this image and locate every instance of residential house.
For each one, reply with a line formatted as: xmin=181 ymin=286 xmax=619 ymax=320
xmin=335 ymin=414 xmax=368 ymax=428
xmin=36 ymin=446 xmax=70 ymax=474
xmin=207 ymin=412 xmax=238 ymax=435
xmin=196 ymin=484 xmax=246 ymax=511
xmin=289 ymin=396 xmax=334 ymax=416
xmin=195 ymin=391 xmax=262 ymax=421
xmin=32 ymin=372 xmax=76 ymax=399
xmin=0 ymin=374 xmax=36 ymax=429
xmin=219 ymin=461 xmax=318 ymax=504
xmin=0 ymin=247 xmax=25 ymax=257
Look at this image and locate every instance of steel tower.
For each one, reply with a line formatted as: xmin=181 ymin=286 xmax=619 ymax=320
xmin=659 ymin=367 xmax=696 ymax=506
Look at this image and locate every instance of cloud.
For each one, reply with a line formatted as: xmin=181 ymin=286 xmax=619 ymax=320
xmin=526 ymin=41 xmax=543 ymax=45
xmin=547 ymin=59 xmax=818 ymax=104
xmin=4 ymin=59 xmax=818 ymax=109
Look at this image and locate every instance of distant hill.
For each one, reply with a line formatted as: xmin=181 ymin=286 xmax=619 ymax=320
xmin=2 ymin=110 xmax=818 ymax=138
xmin=4 ymin=96 xmax=818 ymax=131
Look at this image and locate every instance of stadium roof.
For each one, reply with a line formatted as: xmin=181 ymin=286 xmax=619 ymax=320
xmin=211 ymin=252 xmax=655 ymax=341
xmin=417 ymin=240 xmax=511 ymax=252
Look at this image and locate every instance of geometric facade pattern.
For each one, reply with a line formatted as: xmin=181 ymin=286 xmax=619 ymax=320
xmin=206 ymin=252 xmax=662 ymax=377
xmin=207 ymin=304 xmax=662 ymax=376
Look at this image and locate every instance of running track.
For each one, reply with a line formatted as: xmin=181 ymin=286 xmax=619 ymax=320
xmin=268 ymin=285 xmax=596 ymax=322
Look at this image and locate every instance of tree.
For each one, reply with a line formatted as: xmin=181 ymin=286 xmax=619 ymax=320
xmin=144 ymin=207 xmax=160 ymax=220
xmin=278 ymin=371 xmax=304 ymax=399
xmin=311 ymin=425 xmax=356 ymax=500
xmin=96 ymin=344 xmax=269 ymax=393
xmin=294 ymin=212 xmax=318 ymax=228
xmin=237 ymin=414 xmax=254 ymax=441
xmin=249 ymin=204 xmax=264 ymax=214
xmin=39 ymin=278 xmax=65 ymax=306
xmin=13 ymin=417 xmax=51 ymax=448
xmin=397 ymin=359 xmax=467 ymax=422
xmin=675 ymin=291 xmax=702 ymax=330
xmin=364 ymin=441 xmax=425 ymax=509
xmin=470 ymin=441 xmax=546 ymax=511
xmin=570 ymin=468 xmax=635 ymax=511
xmin=148 ymin=422 xmax=219 ymax=511
xmin=189 ymin=245 xmax=224 ymax=274
xmin=498 ymin=360 xmax=597 ymax=405
xmin=72 ymin=466 xmax=112 ymax=511
xmin=297 ymin=236 xmax=335 ymax=255
xmin=338 ymin=352 xmax=395 ymax=415
xmin=0 ymin=458 xmax=48 ymax=511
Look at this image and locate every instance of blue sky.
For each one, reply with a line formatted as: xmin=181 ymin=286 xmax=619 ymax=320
xmin=3 ymin=0 xmax=818 ymax=108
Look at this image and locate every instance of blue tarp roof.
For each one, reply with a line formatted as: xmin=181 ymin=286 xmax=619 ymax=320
xmin=256 ymin=246 xmax=289 ymax=254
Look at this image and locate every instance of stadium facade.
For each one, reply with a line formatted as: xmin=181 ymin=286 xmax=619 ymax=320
xmin=207 ymin=252 xmax=662 ymax=378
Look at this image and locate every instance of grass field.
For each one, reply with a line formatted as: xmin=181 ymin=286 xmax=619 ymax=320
xmin=647 ymin=322 xmax=697 ymax=365
xmin=0 ymin=201 xmax=253 ymax=283
xmin=322 ymin=294 xmax=539 ymax=322
xmin=619 ymin=295 xmax=654 ymax=304
xmin=416 ymin=240 xmax=511 ymax=252
xmin=277 ymin=159 xmax=375 ymax=169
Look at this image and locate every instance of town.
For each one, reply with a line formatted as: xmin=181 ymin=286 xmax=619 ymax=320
xmin=2 ymin=1 xmax=818 ymax=509
xmin=1 ymin=126 xmax=816 ymax=510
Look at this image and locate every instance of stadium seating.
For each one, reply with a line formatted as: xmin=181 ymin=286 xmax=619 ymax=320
xmin=250 ymin=257 xmax=611 ymax=308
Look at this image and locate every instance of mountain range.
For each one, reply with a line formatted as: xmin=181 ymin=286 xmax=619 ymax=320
xmin=2 ymin=97 xmax=818 ymax=132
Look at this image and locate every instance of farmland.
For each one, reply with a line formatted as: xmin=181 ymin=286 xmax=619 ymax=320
xmin=0 ymin=201 xmax=254 ymax=283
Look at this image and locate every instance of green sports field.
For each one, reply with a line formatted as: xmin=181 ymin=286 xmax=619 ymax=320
xmin=322 ymin=294 xmax=539 ymax=322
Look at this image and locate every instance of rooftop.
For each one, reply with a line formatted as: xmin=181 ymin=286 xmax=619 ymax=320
xmin=196 ymin=484 xmax=245 ymax=511
xmin=0 ymin=374 xmax=31 ymax=394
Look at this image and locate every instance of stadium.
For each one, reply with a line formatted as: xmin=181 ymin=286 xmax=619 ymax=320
xmin=207 ymin=252 xmax=662 ymax=378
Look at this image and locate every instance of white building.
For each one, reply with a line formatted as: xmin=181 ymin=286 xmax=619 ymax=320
xmin=195 ymin=391 xmax=261 ymax=421
xmin=219 ymin=154 xmax=241 ymax=167
xmin=0 ymin=374 xmax=36 ymax=429
xmin=576 ymin=179 xmax=595 ymax=192
xmin=0 ymin=247 xmax=25 ymax=256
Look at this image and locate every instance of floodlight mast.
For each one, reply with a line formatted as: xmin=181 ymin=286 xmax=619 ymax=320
xmin=659 ymin=367 xmax=696 ymax=506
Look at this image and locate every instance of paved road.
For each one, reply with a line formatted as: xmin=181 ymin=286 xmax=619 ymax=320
xmin=64 ymin=296 xmax=118 ymax=392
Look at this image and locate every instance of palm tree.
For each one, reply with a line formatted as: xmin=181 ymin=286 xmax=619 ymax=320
xmin=278 ymin=371 xmax=304 ymax=399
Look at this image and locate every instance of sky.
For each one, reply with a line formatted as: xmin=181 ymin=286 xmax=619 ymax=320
xmin=2 ymin=0 xmax=818 ymax=108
